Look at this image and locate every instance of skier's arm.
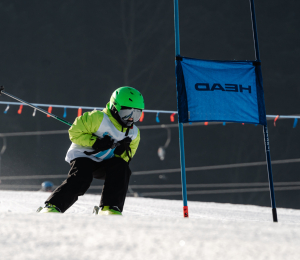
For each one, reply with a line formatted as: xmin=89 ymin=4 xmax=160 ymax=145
xmin=115 ymin=129 xmax=140 ymax=162
xmin=68 ymin=111 xmax=104 ymax=147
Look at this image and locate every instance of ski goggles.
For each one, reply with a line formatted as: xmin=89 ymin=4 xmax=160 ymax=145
xmin=118 ymin=107 xmax=143 ymax=123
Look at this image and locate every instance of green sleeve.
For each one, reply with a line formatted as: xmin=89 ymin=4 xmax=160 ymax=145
xmin=115 ymin=129 xmax=140 ymax=162
xmin=68 ymin=110 xmax=104 ymax=147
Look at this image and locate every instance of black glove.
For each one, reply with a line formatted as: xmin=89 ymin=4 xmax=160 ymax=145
xmin=84 ymin=135 xmax=114 ymax=155
xmin=114 ymin=137 xmax=132 ymax=156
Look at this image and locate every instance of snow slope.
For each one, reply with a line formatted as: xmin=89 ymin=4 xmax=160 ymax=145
xmin=1 ymin=190 xmax=300 ymax=260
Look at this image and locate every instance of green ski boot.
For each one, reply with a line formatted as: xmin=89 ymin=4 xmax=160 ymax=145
xmin=38 ymin=203 xmax=61 ymax=213
xmin=96 ymin=206 xmax=122 ymax=216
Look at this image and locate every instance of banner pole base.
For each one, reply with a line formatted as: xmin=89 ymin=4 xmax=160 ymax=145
xmin=183 ymin=206 xmax=189 ymax=218
xmin=272 ymin=208 xmax=278 ymax=222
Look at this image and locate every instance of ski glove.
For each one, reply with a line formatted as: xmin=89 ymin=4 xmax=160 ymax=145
xmin=114 ymin=137 xmax=132 ymax=156
xmin=84 ymin=135 xmax=114 ymax=155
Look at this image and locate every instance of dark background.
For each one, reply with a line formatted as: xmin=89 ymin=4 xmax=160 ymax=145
xmin=0 ymin=0 xmax=300 ymax=209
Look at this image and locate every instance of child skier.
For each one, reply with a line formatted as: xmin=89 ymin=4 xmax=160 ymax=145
xmin=39 ymin=86 xmax=144 ymax=215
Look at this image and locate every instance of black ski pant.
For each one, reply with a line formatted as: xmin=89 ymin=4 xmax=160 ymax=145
xmin=45 ymin=157 xmax=131 ymax=213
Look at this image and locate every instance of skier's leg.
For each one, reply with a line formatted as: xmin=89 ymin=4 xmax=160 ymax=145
xmin=98 ymin=157 xmax=131 ymax=212
xmin=45 ymin=158 xmax=98 ymax=213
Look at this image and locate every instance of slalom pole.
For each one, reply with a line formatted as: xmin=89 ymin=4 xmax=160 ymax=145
xmin=174 ymin=0 xmax=189 ymax=218
xmin=249 ymin=0 xmax=278 ymax=222
xmin=0 ymin=86 xmax=72 ymax=127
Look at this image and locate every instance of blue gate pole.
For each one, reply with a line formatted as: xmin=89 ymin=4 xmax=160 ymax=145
xmin=174 ymin=0 xmax=188 ymax=218
xmin=249 ymin=0 xmax=278 ymax=222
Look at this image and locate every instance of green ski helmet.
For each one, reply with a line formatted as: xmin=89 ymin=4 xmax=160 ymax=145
xmin=109 ymin=86 xmax=144 ymax=111
xmin=109 ymin=86 xmax=145 ymax=127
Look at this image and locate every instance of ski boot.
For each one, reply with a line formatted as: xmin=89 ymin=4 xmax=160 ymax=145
xmin=93 ymin=206 xmax=122 ymax=216
xmin=37 ymin=203 xmax=61 ymax=213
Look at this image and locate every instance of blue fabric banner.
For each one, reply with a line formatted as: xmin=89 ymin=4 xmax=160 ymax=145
xmin=175 ymin=56 xmax=267 ymax=125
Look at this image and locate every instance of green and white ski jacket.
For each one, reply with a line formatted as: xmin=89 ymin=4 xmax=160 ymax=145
xmin=65 ymin=103 xmax=140 ymax=163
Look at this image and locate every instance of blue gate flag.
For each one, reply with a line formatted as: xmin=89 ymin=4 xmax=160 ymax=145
xmin=176 ymin=56 xmax=267 ymax=125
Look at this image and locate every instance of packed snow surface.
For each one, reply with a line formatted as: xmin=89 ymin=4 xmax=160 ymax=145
xmin=1 ymin=190 xmax=300 ymax=260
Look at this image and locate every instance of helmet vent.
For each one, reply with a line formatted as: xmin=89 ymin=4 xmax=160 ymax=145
xmin=130 ymin=92 xmax=134 ymax=95
xmin=129 ymin=98 xmax=133 ymax=102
